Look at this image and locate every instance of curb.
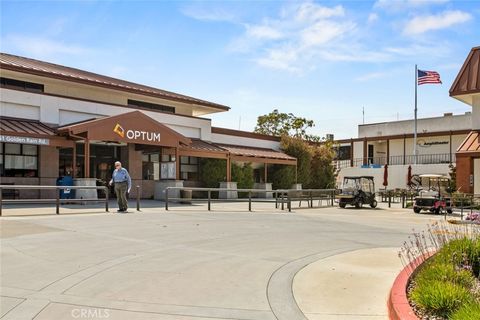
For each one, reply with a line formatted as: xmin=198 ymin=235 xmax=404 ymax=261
xmin=387 ymin=253 xmax=434 ymax=320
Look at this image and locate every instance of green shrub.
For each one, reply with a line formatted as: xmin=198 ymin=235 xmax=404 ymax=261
xmin=450 ymin=301 xmax=480 ymax=320
xmin=270 ymin=165 xmax=296 ymax=189
xmin=310 ymin=144 xmax=336 ymax=189
xmin=232 ymin=163 xmax=254 ymax=197
xmin=435 ymin=238 xmax=480 ymax=277
xmin=414 ymin=263 xmax=475 ymax=289
xmin=410 ymin=280 xmax=473 ymax=318
xmin=199 ymin=158 xmax=226 ymax=188
xmin=280 ymin=136 xmax=312 ymax=187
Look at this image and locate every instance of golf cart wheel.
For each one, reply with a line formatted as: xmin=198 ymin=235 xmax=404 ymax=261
xmin=435 ymin=207 xmax=442 ymax=215
xmin=355 ymin=200 xmax=363 ymax=209
xmin=339 ymin=202 xmax=346 ymax=208
xmin=447 ymin=209 xmax=453 ymax=214
xmin=413 ymin=207 xmax=421 ymax=214
xmin=370 ymin=200 xmax=378 ymax=208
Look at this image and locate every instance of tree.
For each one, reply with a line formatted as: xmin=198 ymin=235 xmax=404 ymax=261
xmin=254 ymin=109 xmax=315 ymax=140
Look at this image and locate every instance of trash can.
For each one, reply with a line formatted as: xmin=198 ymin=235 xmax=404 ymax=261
xmin=180 ymin=189 xmax=192 ymax=204
xmin=57 ymin=176 xmax=73 ymax=199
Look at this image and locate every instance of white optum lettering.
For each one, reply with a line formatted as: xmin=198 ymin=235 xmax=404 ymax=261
xmin=125 ymin=130 xmax=161 ymax=142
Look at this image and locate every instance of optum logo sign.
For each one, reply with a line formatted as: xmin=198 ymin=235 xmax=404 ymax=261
xmin=113 ymin=123 xmax=161 ymax=142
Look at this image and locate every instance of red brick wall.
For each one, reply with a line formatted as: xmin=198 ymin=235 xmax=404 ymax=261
xmin=456 ymin=155 xmax=473 ymax=193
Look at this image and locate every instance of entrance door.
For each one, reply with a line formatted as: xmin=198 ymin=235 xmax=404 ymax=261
xmin=474 ymin=159 xmax=480 ymax=195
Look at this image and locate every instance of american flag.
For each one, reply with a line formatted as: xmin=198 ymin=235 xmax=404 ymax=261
xmin=417 ymin=69 xmax=442 ymax=85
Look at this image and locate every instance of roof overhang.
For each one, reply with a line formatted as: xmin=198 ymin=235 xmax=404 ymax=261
xmin=449 ymin=46 xmax=480 ymax=106
xmin=57 ymin=111 xmax=191 ymax=147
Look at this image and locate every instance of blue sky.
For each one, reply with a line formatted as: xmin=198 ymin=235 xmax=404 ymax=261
xmin=1 ymin=0 xmax=479 ymax=139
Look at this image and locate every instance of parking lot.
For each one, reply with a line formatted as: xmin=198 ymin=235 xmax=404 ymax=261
xmin=1 ymin=202 xmax=445 ymax=320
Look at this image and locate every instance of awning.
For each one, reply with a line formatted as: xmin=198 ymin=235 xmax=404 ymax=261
xmin=218 ymin=144 xmax=297 ymax=165
xmin=179 ymin=139 xmax=228 ymax=159
xmin=57 ymin=111 xmax=191 ymax=147
xmin=457 ymin=131 xmax=480 ymax=153
xmin=450 ymin=46 xmax=480 ymax=105
xmin=0 ymin=116 xmax=73 ymax=147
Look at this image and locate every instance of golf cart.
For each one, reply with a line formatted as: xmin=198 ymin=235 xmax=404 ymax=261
xmin=413 ymin=174 xmax=452 ymax=214
xmin=337 ymin=176 xmax=377 ymax=208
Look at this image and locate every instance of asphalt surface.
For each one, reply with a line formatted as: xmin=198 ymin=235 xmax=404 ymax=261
xmin=0 ymin=201 xmax=444 ymax=320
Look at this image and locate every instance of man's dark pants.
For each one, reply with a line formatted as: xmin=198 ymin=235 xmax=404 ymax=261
xmin=114 ymin=181 xmax=128 ymax=211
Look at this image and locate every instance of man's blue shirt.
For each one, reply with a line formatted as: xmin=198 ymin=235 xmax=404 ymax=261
xmin=111 ymin=167 xmax=131 ymax=191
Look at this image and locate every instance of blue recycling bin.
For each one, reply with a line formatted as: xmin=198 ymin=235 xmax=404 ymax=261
xmin=57 ymin=176 xmax=74 ymax=199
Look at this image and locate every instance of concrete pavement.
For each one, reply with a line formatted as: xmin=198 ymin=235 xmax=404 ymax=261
xmin=1 ymin=202 xmax=442 ymax=319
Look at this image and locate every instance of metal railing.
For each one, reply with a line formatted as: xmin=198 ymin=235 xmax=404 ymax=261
xmin=165 ymin=187 xmax=337 ymax=212
xmin=334 ymin=153 xmax=455 ymax=169
xmin=0 ymin=185 xmax=141 ymax=216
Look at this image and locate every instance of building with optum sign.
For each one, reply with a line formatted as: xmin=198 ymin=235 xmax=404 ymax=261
xmin=0 ymin=53 xmax=296 ymax=199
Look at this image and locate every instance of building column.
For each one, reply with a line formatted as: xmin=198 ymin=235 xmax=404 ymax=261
xmin=226 ymin=156 xmax=231 ymax=182
xmin=84 ymin=139 xmax=90 ymax=178
xmin=449 ymin=131 xmax=453 ymax=163
xmin=264 ymin=163 xmax=268 ymax=183
xmin=403 ymin=135 xmax=406 ymax=165
xmin=350 ymin=139 xmax=354 ymax=167
xmin=72 ymin=143 xmax=77 ymax=177
xmin=175 ymin=147 xmax=180 ymax=180
xmin=386 ymin=139 xmax=390 ymax=165
xmin=363 ymin=139 xmax=368 ymax=165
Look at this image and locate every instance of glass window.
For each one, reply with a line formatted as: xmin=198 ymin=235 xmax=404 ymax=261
xmin=161 ymin=155 xmax=170 ymax=162
xmin=142 ymin=154 xmax=149 ymax=162
xmin=150 ymin=154 xmax=159 ymax=162
xmin=5 ymin=155 xmax=24 ymax=169
xmin=181 ymin=156 xmax=189 ymax=164
xmin=5 ymin=143 xmax=21 ymax=154
xmin=23 ymin=145 xmax=38 ymax=155
xmin=24 ymin=156 xmax=38 ymax=169
xmin=1 ymin=143 xmax=39 ymax=177
xmin=189 ymin=157 xmax=198 ymax=164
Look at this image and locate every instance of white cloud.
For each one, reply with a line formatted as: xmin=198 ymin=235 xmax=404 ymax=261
xmin=374 ymin=0 xmax=449 ymax=10
xmin=2 ymin=35 xmax=93 ymax=58
xmin=246 ymin=24 xmax=283 ymax=40
xmin=225 ymin=1 xmax=363 ymax=72
xmin=403 ymin=10 xmax=472 ymax=35
xmin=295 ymin=3 xmax=344 ymax=22
xmin=368 ymin=13 xmax=379 ymax=23
xmin=181 ymin=6 xmax=237 ymax=23
xmin=300 ymin=20 xmax=355 ymax=47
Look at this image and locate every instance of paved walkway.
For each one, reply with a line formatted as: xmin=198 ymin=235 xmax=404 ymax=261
xmin=0 ymin=202 xmax=443 ymax=320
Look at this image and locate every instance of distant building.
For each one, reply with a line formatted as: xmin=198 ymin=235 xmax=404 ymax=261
xmin=334 ymin=112 xmax=471 ymax=190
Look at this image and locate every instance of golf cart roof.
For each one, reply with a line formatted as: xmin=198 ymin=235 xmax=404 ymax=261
xmin=344 ymin=176 xmax=375 ymax=179
xmin=419 ymin=174 xmax=449 ymax=179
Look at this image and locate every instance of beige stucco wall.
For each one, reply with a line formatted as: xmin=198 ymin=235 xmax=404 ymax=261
xmin=1 ymin=88 xmax=211 ymax=140
xmin=358 ymin=113 xmax=471 ymax=138
xmin=1 ymin=69 xmax=225 ymax=117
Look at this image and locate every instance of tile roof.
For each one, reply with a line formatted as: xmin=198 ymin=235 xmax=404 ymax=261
xmin=218 ymin=144 xmax=296 ymax=161
xmin=450 ymin=46 xmax=480 ymax=104
xmin=457 ymin=131 xmax=480 ymax=153
xmin=0 ymin=117 xmax=55 ymax=136
xmin=0 ymin=52 xmax=229 ymax=111
xmin=181 ymin=139 xmax=227 ymax=153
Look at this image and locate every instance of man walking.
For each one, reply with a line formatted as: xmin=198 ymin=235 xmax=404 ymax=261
xmin=109 ymin=161 xmax=131 ymax=213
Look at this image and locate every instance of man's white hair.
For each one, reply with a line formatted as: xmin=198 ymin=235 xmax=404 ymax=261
xmin=115 ymin=161 xmax=122 ymax=166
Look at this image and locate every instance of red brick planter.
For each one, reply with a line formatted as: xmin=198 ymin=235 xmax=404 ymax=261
xmin=387 ymin=253 xmax=434 ymax=320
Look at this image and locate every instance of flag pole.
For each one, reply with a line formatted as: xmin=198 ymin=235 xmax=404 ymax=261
xmin=414 ymin=64 xmax=418 ymax=165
